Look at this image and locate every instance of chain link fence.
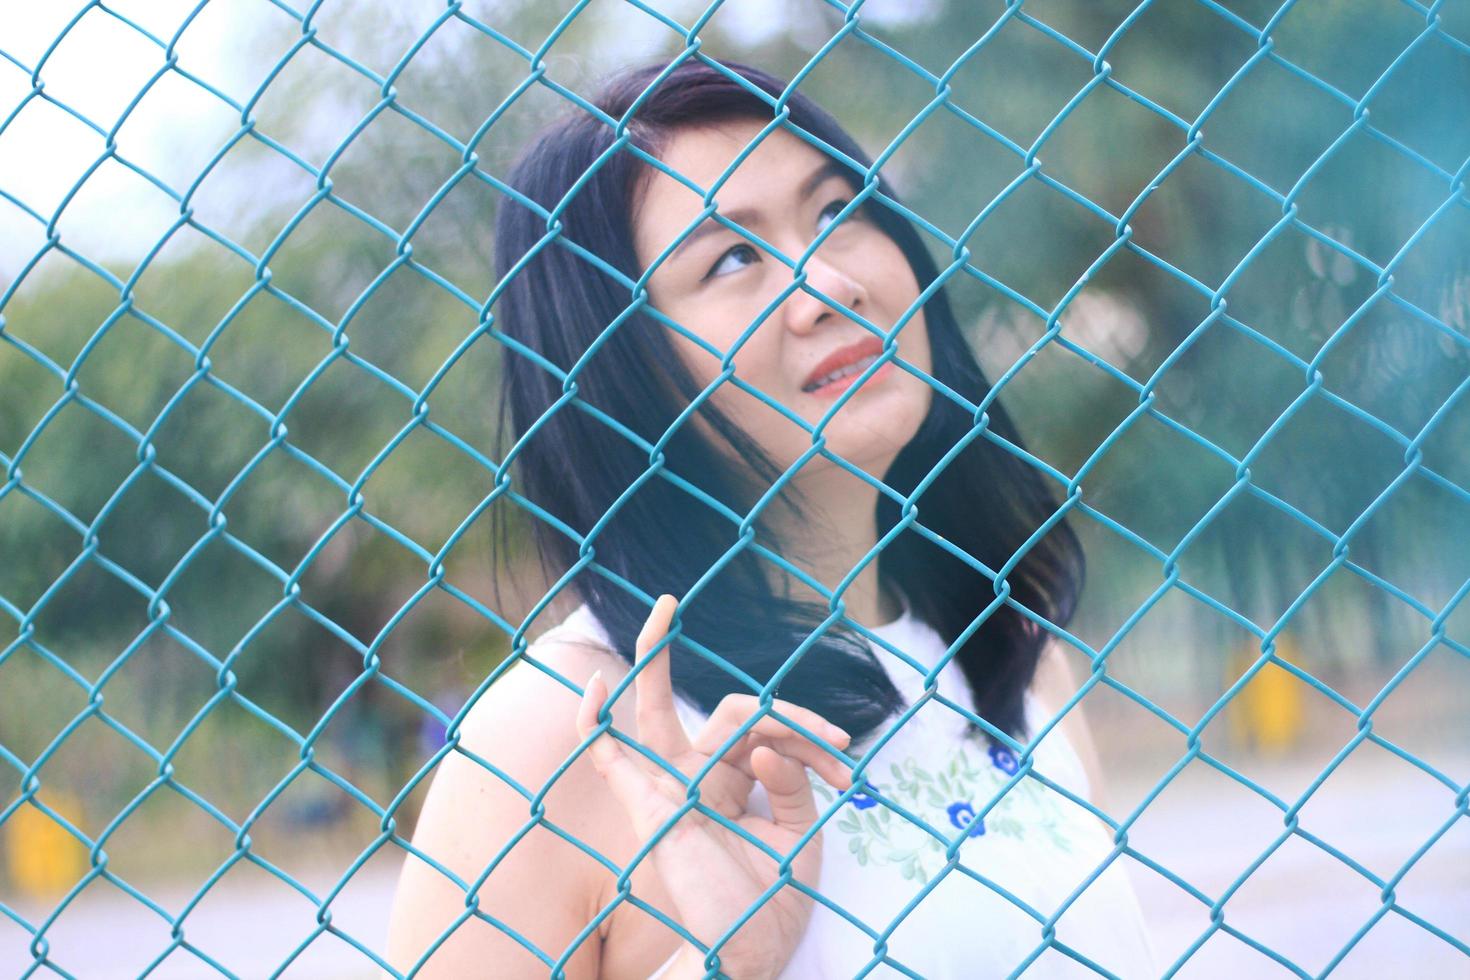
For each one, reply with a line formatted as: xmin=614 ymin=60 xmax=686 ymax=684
xmin=1 ymin=0 xmax=1468 ymax=977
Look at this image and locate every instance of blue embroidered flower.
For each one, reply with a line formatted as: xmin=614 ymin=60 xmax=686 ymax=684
xmin=988 ymin=744 xmax=1020 ymax=775
xmin=946 ymin=801 xmax=986 ymax=837
xmin=850 ymin=789 xmax=879 ymax=810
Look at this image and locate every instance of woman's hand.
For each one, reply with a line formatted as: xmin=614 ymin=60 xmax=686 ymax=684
xmin=574 ymin=594 xmax=852 ymax=980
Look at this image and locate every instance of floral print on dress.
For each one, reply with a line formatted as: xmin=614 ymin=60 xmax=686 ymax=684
xmin=811 ymin=741 xmax=1075 ymax=884
xmin=989 ymin=744 xmax=1020 ymax=775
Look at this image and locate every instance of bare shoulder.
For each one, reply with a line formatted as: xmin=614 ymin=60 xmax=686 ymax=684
xmin=455 ymin=625 xmax=639 ymax=810
xmin=1028 ymin=636 xmax=1105 ymax=804
xmin=385 ymin=629 xmax=639 ymax=977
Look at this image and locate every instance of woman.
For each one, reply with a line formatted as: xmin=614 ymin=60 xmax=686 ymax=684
xmin=386 ymin=59 xmax=1157 ymax=978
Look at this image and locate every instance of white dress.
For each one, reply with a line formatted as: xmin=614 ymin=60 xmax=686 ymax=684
xmin=532 ymin=596 xmax=1159 ymax=979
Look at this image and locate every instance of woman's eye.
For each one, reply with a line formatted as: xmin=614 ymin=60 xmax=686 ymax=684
xmin=816 ymin=198 xmax=853 ymax=235
xmin=706 ymin=243 xmax=759 ymax=279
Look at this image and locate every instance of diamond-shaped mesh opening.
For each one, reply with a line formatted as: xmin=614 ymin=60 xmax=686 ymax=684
xmin=964 ymin=173 xmax=1126 ymax=314
xmin=1105 ymin=1 xmax=1263 ymax=123
xmin=26 ymin=7 xmax=164 ymax=128
xmin=278 ymin=355 xmax=412 ymax=482
xmin=1219 ymin=222 xmax=1383 ymax=358
xmin=1128 ymin=148 xmax=1288 ymax=290
xmin=1076 ymin=409 xmax=1240 ymax=556
xmin=0 ymin=487 xmax=81 ymax=614
xmin=942 ymin=13 xmax=1101 ymax=152
xmin=204 ymin=289 xmax=337 ymax=415
xmin=165 ymin=694 xmax=304 ymax=827
xmin=969 ymin=306 xmax=1143 ymax=476
xmin=1249 ymin=392 xmax=1412 ymax=531
xmin=0 ymin=97 xmax=99 ymax=220
xmin=1 ymin=250 xmax=125 ymax=369
xmin=1272 ymin=0 xmax=1434 ymax=101
xmin=224 ymin=602 xmax=363 ymax=738
xmin=798 ymin=26 xmax=956 ymax=155
xmin=1390 ymin=199 xmax=1470 ymax=320
xmin=884 ymin=104 xmax=1023 ymax=245
xmin=1200 ymin=55 xmax=1353 ymax=195
xmin=330 ymin=264 xmax=482 ymax=395
xmin=248 ymin=41 xmax=391 ymax=173
xmin=1150 ymin=319 xmax=1307 ymax=461
xmin=10 ymin=400 xmax=141 ymax=527
xmin=112 ymin=66 xmax=245 ymax=197
xmin=1319 ymin=300 xmax=1470 ymax=437
xmin=3 ymin=2 xmax=1467 ymax=976
xmin=1041 ymin=82 xmax=1190 ymax=219
xmin=1228 ymin=832 xmax=1400 ymax=975
xmin=183 ymin=129 xmax=324 ymax=259
xmin=292 ymin=513 xmax=432 ymax=646
xmin=219 ymin=447 xmax=348 ymax=577
xmin=91 ymin=469 xmax=210 ymax=590
xmin=51 ymin=158 xmax=185 ymax=273
xmin=1173 ymin=488 xmax=1338 ymax=625
xmin=91 ymin=777 xmax=244 ymax=896
xmin=323 ymin=107 xmax=476 ymax=238
xmin=1090 ymin=585 xmax=1253 ymax=730
xmin=25 ymin=556 xmax=154 ymax=681
xmin=127 ymin=225 xmax=263 ymax=351
xmin=148 ymin=379 xmax=272 ymax=501
xmin=70 ymin=310 xmax=200 ymax=434
xmin=162 ymin=536 xmax=287 ymax=658
xmin=96 ymin=631 xmax=225 ymax=754
xmin=19 ymin=711 xmax=162 ymax=844
xmin=1196 ymin=665 xmax=1365 ymax=801
xmin=1294 ymin=125 xmax=1457 ymax=273
xmin=261 ymin=202 xmax=402 ymax=328
xmin=0 ymin=642 xmax=92 ymax=774
xmin=1349 ymin=467 xmax=1470 ymax=612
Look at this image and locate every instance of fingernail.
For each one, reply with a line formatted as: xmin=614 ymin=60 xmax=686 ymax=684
xmin=587 ymin=669 xmax=602 ymax=694
xmin=829 ymin=724 xmax=850 ymax=742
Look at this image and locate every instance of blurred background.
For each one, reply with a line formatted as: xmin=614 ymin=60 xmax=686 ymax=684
xmin=1 ymin=0 xmax=1467 ymax=976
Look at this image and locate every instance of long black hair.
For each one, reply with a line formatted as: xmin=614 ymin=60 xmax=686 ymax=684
xmin=489 ymin=58 xmax=1084 ymax=751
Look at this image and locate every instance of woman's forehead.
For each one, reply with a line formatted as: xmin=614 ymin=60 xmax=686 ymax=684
xmin=633 ymin=121 xmax=830 ymax=242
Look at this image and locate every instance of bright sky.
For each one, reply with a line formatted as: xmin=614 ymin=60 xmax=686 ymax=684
xmin=0 ymin=0 xmax=930 ymax=288
xmin=0 ymin=0 xmax=264 ymax=284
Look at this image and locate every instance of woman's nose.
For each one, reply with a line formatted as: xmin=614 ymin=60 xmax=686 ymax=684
xmin=783 ymin=255 xmax=867 ymax=334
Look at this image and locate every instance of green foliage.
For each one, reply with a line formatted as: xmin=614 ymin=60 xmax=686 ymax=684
xmin=2 ymin=0 xmax=1468 ymax=871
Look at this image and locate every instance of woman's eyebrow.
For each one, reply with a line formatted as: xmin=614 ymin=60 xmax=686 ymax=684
xmin=668 ymin=158 xmax=854 ymax=265
xmin=796 ymin=159 xmax=852 ymax=201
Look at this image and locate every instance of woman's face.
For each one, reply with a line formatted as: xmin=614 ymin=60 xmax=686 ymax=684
xmin=630 ymin=117 xmax=933 ymax=480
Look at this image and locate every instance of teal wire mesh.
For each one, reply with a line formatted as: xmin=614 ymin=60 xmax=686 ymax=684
xmin=1 ymin=0 xmax=1468 ymax=977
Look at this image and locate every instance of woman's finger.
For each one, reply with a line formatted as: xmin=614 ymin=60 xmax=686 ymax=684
xmin=750 ymin=745 xmax=820 ymax=833
xmin=576 ymin=670 xmax=662 ymax=819
xmin=692 ymin=710 xmax=850 ymax=758
xmin=632 ymin=594 xmax=691 ymax=755
xmin=710 ymin=731 xmax=853 ymax=794
xmin=698 ymin=695 xmax=848 ymax=754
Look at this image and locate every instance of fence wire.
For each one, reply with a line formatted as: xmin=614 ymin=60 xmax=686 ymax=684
xmin=1 ymin=0 xmax=1468 ymax=978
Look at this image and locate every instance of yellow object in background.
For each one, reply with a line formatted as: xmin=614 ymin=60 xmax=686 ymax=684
xmin=3 ymin=792 xmax=88 ymax=901
xmin=1226 ymin=634 xmax=1306 ymax=756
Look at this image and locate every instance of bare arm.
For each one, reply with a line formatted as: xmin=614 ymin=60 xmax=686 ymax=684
xmin=1029 ymin=639 xmax=1107 ymax=807
xmin=385 ymin=648 xmax=612 ymax=978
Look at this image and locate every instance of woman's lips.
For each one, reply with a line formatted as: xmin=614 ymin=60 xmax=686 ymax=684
xmin=804 ymin=358 xmax=896 ymax=400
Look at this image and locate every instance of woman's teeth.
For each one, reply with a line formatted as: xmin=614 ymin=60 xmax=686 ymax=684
xmin=805 ymin=353 xmax=878 ymax=392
